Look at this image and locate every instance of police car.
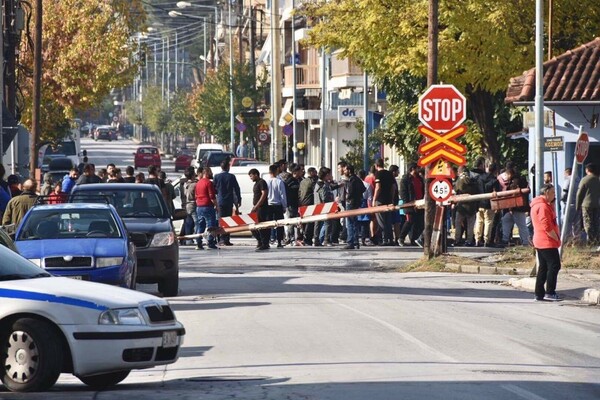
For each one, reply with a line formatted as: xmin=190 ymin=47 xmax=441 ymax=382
xmin=0 ymin=244 xmax=185 ymax=392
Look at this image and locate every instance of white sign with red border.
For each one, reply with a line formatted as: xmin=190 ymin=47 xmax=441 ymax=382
xmin=429 ymin=178 xmax=453 ymax=203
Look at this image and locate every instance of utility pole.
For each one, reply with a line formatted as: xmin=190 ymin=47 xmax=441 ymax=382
xmin=237 ymin=0 xmax=243 ymax=64
xmin=534 ymin=0 xmax=545 ymax=195
xmin=423 ymin=0 xmax=439 ymax=258
xmin=270 ymin=0 xmax=282 ymax=162
xmin=291 ymin=0 xmax=297 ymax=164
xmin=30 ymin=0 xmax=42 ymax=177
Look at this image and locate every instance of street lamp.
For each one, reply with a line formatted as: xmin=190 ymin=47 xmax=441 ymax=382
xmin=171 ymin=5 xmax=235 ymax=152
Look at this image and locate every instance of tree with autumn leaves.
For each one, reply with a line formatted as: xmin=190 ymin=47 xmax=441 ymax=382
xmin=18 ymin=0 xmax=145 ymax=142
xmin=299 ymin=0 xmax=600 ymax=164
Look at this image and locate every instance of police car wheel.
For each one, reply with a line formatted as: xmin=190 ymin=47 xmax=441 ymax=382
xmin=79 ymin=370 xmax=130 ymax=388
xmin=0 ymin=318 xmax=63 ymax=392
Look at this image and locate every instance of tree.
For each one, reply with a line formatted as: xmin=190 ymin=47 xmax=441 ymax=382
xmin=299 ymin=0 xmax=600 ymax=163
xmin=18 ymin=0 xmax=145 ymax=142
xmin=189 ymin=62 xmax=268 ymax=153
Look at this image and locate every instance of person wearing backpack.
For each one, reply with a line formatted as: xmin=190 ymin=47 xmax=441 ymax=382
xmin=343 ymin=164 xmax=366 ymax=249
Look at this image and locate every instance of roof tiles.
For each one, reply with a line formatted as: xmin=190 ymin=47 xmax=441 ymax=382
xmin=506 ymin=37 xmax=600 ymax=103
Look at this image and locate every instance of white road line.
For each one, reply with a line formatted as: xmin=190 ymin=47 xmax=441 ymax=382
xmin=328 ymin=298 xmax=457 ymax=363
xmin=502 ymin=384 xmax=549 ymax=400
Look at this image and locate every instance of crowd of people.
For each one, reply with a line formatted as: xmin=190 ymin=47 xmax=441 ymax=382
xmin=173 ymin=156 xmax=600 ymax=252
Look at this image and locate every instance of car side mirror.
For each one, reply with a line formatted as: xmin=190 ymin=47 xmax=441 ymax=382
xmin=172 ymin=209 xmax=187 ymax=221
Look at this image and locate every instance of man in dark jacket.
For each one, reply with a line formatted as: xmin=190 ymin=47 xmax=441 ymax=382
xmin=373 ymin=158 xmax=395 ymax=246
xmin=213 ymin=160 xmax=241 ymax=246
xmin=284 ymin=165 xmax=302 ymax=244
xmin=76 ymin=164 xmax=102 ymax=185
xmin=398 ymin=163 xmax=425 ymax=246
xmin=576 ymin=163 xmax=600 ymax=245
xmin=454 ymin=166 xmax=481 ymax=246
xmin=344 ymin=165 xmax=366 ymax=249
xmin=298 ymin=167 xmax=317 ymax=245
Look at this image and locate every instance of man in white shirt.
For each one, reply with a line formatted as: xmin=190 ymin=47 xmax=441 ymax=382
xmin=266 ymin=164 xmax=288 ymax=248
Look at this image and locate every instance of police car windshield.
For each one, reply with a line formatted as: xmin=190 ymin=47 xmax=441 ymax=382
xmin=0 ymin=246 xmax=51 ymax=280
xmin=18 ymin=209 xmax=122 ymax=240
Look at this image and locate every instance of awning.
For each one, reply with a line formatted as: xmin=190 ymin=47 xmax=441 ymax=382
xmin=278 ymin=98 xmax=294 ymax=127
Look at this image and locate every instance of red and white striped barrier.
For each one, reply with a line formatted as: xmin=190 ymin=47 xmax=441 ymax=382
xmin=219 ymin=213 xmax=259 ymax=228
xmin=298 ymin=202 xmax=339 ymax=217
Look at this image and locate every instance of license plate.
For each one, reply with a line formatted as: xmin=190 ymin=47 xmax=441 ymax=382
xmin=144 ymin=156 xmax=152 ymax=160
xmin=70 ymin=276 xmax=83 ymax=280
xmin=162 ymin=331 xmax=178 ymax=348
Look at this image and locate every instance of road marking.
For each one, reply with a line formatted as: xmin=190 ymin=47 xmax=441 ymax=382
xmin=502 ymin=384 xmax=549 ymax=400
xmin=328 ymin=299 xmax=457 ymax=363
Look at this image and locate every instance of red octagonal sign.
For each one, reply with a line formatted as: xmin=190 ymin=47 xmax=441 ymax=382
xmin=419 ymin=84 xmax=467 ymax=133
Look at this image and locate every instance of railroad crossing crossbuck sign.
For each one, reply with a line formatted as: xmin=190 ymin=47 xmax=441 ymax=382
xmin=417 ymin=84 xmax=467 ymax=202
xmin=417 ymin=84 xmax=467 ymax=168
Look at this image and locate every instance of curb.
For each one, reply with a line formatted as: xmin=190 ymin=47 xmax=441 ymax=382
xmin=445 ymin=263 xmax=530 ymax=276
xmin=507 ymin=277 xmax=600 ymax=305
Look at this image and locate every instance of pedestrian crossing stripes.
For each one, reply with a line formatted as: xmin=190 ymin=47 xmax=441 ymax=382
xmin=299 ymin=202 xmax=339 ymax=217
xmin=219 ymin=213 xmax=259 ymax=228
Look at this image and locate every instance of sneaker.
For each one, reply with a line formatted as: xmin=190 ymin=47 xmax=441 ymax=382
xmin=223 ymin=242 xmax=234 ymax=246
xmin=255 ymin=245 xmax=269 ymax=251
xmin=534 ymin=296 xmax=545 ymax=302
xmin=464 ymin=241 xmax=475 ymax=247
xmin=277 ymin=243 xmax=284 ymax=248
xmin=343 ymin=244 xmax=356 ymax=250
xmin=195 ymin=244 xmax=204 ymax=250
xmin=415 ymin=238 xmax=424 ymax=248
xmin=544 ymin=293 xmax=562 ymax=302
xmin=207 ymin=244 xmax=219 ymax=250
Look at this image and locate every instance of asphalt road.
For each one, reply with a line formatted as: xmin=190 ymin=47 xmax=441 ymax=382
xmin=5 ymin=138 xmax=597 ymax=399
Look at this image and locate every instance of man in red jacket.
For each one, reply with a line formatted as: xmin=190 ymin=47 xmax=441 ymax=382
xmin=530 ymin=184 xmax=561 ymax=301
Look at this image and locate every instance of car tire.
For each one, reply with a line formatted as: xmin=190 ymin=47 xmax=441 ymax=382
xmin=78 ymin=370 xmax=130 ymax=388
xmin=0 ymin=318 xmax=64 ymax=392
xmin=158 ymin=274 xmax=179 ymax=297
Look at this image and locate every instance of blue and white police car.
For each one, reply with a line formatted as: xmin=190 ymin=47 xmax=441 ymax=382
xmin=14 ymin=203 xmax=137 ymax=288
xmin=0 ymin=244 xmax=185 ymax=392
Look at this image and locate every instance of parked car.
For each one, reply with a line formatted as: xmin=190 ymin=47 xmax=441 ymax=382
xmin=174 ymin=148 xmax=194 ymax=172
xmin=14 ymin=203 xmax=137 ymax=289
xmin=134 ymin=146 xmax=162 ymax=169
xmin=200 ymin=151 xmax=235 ymax=168
xmin=70 ymin=184 xmax=184 ymax=296
xmin=0 ymin=244 xmax=184 ymax=392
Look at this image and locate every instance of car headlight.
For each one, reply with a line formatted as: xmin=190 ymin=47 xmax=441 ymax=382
xmin=96 ymin=257 xmax=124 ymax=268
xmin=149 ymin=232 xmax=175 ymax=247
xmin=29 ymin=259 xmax=42 ymax=268
xmin=99 ymin=308 xmax=146 ymax=325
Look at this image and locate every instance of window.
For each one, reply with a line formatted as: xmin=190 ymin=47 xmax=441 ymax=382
xmin=18 ymin=209 xmax=122 ymax=240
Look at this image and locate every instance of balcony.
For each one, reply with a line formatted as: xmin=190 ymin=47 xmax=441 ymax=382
xmin=284 ymin=64 xmax=320 ymax=89
xmin=330 ymin=55 xmax=363 ymax=78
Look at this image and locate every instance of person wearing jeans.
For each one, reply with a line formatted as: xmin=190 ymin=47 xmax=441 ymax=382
xmin=530 ymin=184 xmax=562 ymax=301
xmin=344 ymin=165 xmax=366 ymax=249
xmin=194 ymin=167 xmax=219 ymax=249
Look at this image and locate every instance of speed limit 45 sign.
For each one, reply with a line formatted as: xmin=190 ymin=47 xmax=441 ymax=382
xmin=429 ymin=178 xmax=453 ymax=203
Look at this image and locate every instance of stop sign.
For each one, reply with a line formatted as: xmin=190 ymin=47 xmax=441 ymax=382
xmin=419 ymin=84 xmax=467 ymax=132
xmin=575 ymin=132 xmax=589 ymax=164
